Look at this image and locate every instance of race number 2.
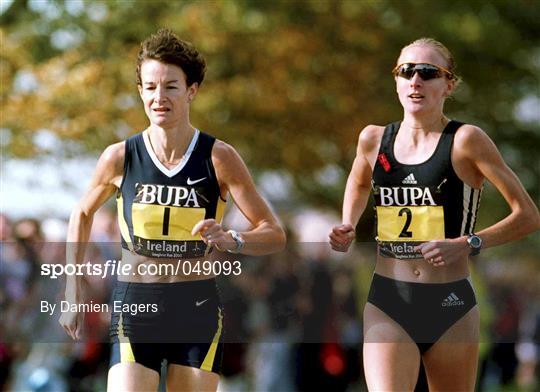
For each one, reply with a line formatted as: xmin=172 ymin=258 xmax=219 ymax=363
xmin=377 ymin=205 xmax=445 ymax=241
xmin=398 ymin=208 xmax=413 ymax=238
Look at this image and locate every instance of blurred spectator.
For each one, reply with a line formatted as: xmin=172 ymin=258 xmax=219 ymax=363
xmin=1 ymin=212 xmax=537 ymax=391
xmin=295 ymin=255 xmax=336 ymax=391
xmin=0 ymin=213 xmax=12 ymax=241
xmin=0 ymin=213 xmax=15 ymax=390
xmin=480 ymin=287 xmax=522 ymax=390
xmin=516 ymin=299 xmax=540 ymax=390
xmin=492 ymin=291 xmax=521 ymax=385
xmin=1 ymin=217 xmax=41 ymax=338
xmin=14 ymin=218 xmax=45 ymax=261
xmin=217 ymin=272 xmax=250 ymax=388
xmin=333 ymin=267 xmax=362 ymax=388
xmin=248 ymin=249 xmax=301 ymax=392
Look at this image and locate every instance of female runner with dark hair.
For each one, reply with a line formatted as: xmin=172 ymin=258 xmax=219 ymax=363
xmin=60 ymin=29 xmax=286 ymax=391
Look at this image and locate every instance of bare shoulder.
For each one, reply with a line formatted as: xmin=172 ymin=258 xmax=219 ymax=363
xmin=211 ymin=139 xmax=248 ymax=185
xmin=211 ymin=139 xmax=237 ymax=165
xmin=100 ymin=141 xmax=125 ymax=173
xmin=92 ymin=141 xmax=125 ymax=187
xmin=453 ymin=123 xmax=501 ymax=162
xmin=211 ymin=139 xmax=244 ymax=175
xmin=102 ymin=141 xmax=125 ymax=160
xmin=454 ymin=124 xmax=494 ymax=150
xmin=358 ymin=124 xmax=385 ymax=155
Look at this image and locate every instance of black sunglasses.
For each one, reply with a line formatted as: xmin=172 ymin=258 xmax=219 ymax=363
xmin=392 ymin=62 xmax=454 ymax=81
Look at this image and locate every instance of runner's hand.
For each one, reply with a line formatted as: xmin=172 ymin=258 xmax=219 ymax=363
xmin=414 ymin=238 xmax=469 ymax=267
xmin=59 ymin=307 xmax=84 ymax=341
xmin=192 ymin=219 xmax=234 ymax=252
xmin=329 ymin=224 xmax=356 ymax=252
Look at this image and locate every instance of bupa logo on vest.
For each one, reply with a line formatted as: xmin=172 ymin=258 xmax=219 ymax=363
xmin=379 ymin=186 xmax=436 ymax=206
xmin=134 ymin=183 xmax=201 ymax=207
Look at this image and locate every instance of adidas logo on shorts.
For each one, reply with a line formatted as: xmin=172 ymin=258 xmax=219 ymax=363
xmin=402 ymin=173 xmax=418 ymax=184
xmin=441 ymin=292 xmax=465 ymax=307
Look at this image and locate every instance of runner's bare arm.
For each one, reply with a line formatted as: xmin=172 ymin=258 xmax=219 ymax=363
xmin=60 ymin=142 xmax=124 ymax=340
xmin=65 ymin=142 xmax=125 ymax=301
xmin=330 ymin=125 xmax=382 ymax=251
xmin=343 ymin=126 xmax=381 ymax=226
xmin=194 ymin=140 xmax=285 ymax=255
xmin=456 ymin=125 xmax=540 ymax=247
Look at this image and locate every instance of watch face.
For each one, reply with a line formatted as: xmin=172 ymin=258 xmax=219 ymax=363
xmin=469 ymin=236 xmax=481 ymax=248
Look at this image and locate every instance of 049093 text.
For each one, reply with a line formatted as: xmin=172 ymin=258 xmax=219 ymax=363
xmin=41 ymin=260 xmax=242 ymax=279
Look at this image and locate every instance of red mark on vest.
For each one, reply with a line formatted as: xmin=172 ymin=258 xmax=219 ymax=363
xmin=378 ymin=153 xmax=391 ymax=172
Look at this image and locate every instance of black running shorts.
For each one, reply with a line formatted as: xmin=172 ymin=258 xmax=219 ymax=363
xmin=109 ymin=278 xmax=223 ymax=374
xmin=367 ymin=273 xmax=477 ymax=353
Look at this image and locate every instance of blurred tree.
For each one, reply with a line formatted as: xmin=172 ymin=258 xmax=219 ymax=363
xmin=1 ymin=0 xmax=539 ymax=244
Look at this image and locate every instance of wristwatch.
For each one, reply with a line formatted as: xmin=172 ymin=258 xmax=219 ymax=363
xmin=466 ymin=234 xmax=482 ymax=256
xmin=227 ymin=230 xmax=245 ymax=254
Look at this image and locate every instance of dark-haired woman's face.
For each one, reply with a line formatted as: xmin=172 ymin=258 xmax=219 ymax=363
xmin=138 ymin=59 xmax=198 ymax=127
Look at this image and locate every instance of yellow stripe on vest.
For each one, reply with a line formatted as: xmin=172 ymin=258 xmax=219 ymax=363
xmin=215 ymin=197 xmax=228 ymax=224
xmin=116 ymin=195 xmax=134 ymax=251
xmin=200 ymin=308 xmax=223 ymax=372
xmin=117 ymin=312 xmax=135 ymax=362
xmin=204 ymin=197 xmax=228 ymax=257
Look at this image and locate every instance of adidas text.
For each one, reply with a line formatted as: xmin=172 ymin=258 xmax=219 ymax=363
xmin=442 ymin=300 xmax=465 ymax=307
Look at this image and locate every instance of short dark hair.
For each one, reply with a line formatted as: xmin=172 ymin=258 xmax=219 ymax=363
xmin=136 ymin=29 xmax=206 ymax=87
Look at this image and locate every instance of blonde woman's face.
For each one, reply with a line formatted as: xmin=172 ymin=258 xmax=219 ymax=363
xmin=395 ymin=45 xmax=455 ymax=115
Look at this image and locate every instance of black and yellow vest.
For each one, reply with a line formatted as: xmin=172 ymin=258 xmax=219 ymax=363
xmin=117 ymin=129 xmax=227 ymax=258
xmin=372 ymin=120 xmax=482 ymax=259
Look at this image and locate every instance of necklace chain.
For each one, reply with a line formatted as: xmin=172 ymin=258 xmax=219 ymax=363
xmin=404 ymin=116 xmax=448 ymax=131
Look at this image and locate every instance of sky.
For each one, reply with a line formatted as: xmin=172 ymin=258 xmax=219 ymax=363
xmin=1 ymin=155 xmax=96 ymax=219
